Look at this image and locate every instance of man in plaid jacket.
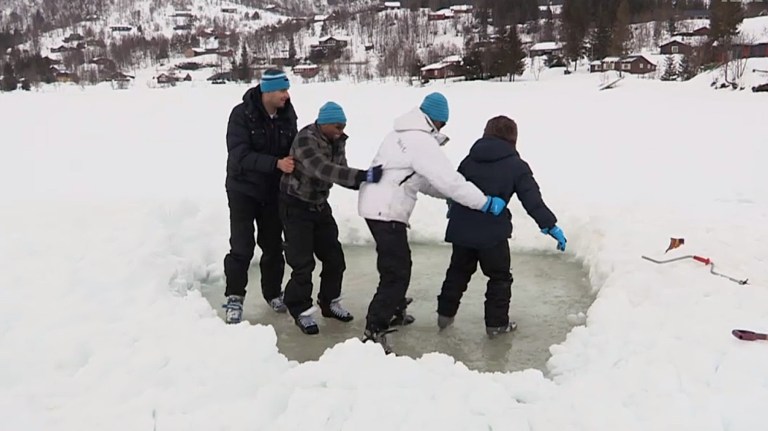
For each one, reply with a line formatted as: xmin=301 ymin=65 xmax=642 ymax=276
xmin=279 ymin=101 xmax=383 ymax=335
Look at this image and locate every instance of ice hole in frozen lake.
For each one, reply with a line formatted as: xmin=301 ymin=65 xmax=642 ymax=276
xmin=201 ymin=244 xmax=595 ymax=374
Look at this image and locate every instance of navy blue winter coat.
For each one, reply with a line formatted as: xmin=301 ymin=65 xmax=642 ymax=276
xmin=445 ymin=136 xmax=557 ymax=249
xmin=225 ymin=86 xmax=298 ymax=201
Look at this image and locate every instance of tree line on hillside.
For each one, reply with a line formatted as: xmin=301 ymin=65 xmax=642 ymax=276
xmin=0 ymin=32 xmax=187 ymax=91
xmin=1 ymin=0 xmax=765 ymax=91
xmin=560 ymin=0 xmax=757 ymax=73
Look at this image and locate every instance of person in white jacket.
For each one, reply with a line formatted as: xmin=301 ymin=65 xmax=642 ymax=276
xmin=357 ymin=92 xmax=506 ymax=354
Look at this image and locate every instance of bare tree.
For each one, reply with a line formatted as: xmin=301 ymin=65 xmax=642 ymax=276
xmin=726 ymin=34 xmax=752 ymax=87
xmin=530 ymin=56 xmax=546 ymax=80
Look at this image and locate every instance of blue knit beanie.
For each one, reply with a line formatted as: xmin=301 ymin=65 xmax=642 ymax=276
xmin=316 ymin=101 xmax=347 ymax=125
xmin=419 ymin=92 xmax=449 ymax=123
xmin=260 ymin=69 xmax=290 ymax=93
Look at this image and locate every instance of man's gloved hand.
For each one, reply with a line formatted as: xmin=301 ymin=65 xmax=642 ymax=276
xmin=541 ymin=225 xmax=567 ymax=252
xmin=356 ymin=165 xmax=383 ymax=184
xmin=481 ymin=196 xmax=506 ymax=216
xmin=365 ymin=165 xmax=383 ymax=183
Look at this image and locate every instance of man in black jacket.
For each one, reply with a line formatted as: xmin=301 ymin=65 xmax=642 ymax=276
xmin=437 ymin=116 xmax=568 ymax=337
xmin=223 ymin=69 xmax=298 ymax=324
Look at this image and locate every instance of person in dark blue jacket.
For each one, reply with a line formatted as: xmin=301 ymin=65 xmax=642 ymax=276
xmin=437 ymin=115 xmax=567 ymax=337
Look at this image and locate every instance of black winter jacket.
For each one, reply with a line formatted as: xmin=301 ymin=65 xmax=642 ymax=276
xmin=225 ymin=86 xmax=298 ymax=201
xmin=445 ymin=137 xmax=557 ymax=249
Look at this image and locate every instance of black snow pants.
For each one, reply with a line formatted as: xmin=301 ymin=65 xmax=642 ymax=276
xmin=223 ymin=190 xmax=285 ymax=301
xmin=436 ymin=240 xmax=513 ymax=328
xmin=279 ymin=194 xmax=346 ymax=318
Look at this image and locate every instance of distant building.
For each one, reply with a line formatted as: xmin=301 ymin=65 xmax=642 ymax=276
xmin=590 ymin=56 xmax=621 ymax=73
xmin=89 ymin=57 xmax=117 ymax=70
xmin=450 ymin=5 xmax=473 ymax=14
xmin=63 ymin=33 xmax=84 ymax=43
xmin=660 ymin=39 xmax=694 ymax=56
xmin=529 ymin=41 xmax=563 ymax=57
xmin=293 ymin=64 xmax=321 ymax=79
xmin=428 ymin=12 xmax=450 ymax=21
xmin=715 ymin=41 xmax=768 ymax=62
xmin=420 ymin=55 xmax=463 ymax=80
xmin=617 ymin=54 xmax=657 ymax=74
xmin=172 ymin=11 xmax=195 ymax=18
xmin=110 ymin=25 xmax=133 ymax=32
xmin=317 ymin=36 xmax=349 ymax=49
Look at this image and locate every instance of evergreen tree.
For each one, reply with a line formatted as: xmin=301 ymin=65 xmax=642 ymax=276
xmin=503 ymin=26 xmax=527 ymax=81
xmin=1 ymin=61 xmax=18 ymax=91
xmin=678 ymin=54 xmax=696 ymax=80
xmin=588 ymin=23 xmax=613 ymax=60
xmin=709 ymin=0 xmax=744 ymax=43
xmin=239 ymin=44 xmax=252 ymax=82
xmin=288 ymin=35 xmax=297 ymax=61
xmin=542 ymin=6 xmax=555 ymax=41
xmin=230 ymin=57 xmax=238 ymax=81
xmin=474 ymin=1 xmax=490 ymax=39
xmin=561 ymin=0 xmax=590 ymax=68
xmin=663 ymin=0 xmax=677 ymax=35
xmin=611 ymin=0 xmax=632 ymax=56
xmin=660 ymin=55 xmax=677 ymax=80
xmin=462 ymin=35 xmax=485 ymax=81
xmin=708 ymin=0 xmax=745 ymax=66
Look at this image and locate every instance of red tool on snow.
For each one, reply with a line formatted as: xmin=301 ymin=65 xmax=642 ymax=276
xmin=732 ymin=329 xmax=768 ymax=341
xmin=641 ymin=254 xmax=749 ymax=285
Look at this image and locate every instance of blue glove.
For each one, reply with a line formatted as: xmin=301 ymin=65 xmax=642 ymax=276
xmin=480 ymin=196 xmax=506 ymax=216
xmin=541 ymin=225 xmax=567 ymax=252
xmin=366 ymin=165 xmax=383 ymax=183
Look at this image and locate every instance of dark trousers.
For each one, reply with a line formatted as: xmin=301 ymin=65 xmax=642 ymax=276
xmin=437 ymin=241 xmax=513 ymax=328
xmin=223 ymin=190 xmax=285 ymax=301
xmin=280 ymin=196 xmax=346 ymax=318
xmin=365 ymin=219 xmax=412 ymax=332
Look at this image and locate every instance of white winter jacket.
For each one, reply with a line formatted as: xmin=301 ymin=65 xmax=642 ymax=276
xmin=357 ymin=108 xmax=488 ymax=224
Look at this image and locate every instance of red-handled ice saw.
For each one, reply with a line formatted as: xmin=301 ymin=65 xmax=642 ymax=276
xmin=641 ymin=254 xmax=749 ymax=285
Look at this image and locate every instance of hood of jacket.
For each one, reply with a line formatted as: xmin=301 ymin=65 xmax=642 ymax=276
xmin=393 ymin=108 xmax=436 ymax=134
xmin=468 ymin=136 xmax=518 ymax=163
xmin=393 ymin=107 xmax=450 ymax=146
xmin=241 ymin=85 xmax=297 ymax=121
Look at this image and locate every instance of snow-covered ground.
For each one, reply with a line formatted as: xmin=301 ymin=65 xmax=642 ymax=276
xmin=2 ymin=68 xmax=768 ymax=430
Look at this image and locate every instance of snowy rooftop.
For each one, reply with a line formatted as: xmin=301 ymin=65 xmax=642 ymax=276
xmin=621 ymin=53 xmax=657 ymax=65
xmin=737 ymin=15 xmax=768 ymax=44
xmin=530 ymin=41 xmax=562 ymax=51
xmin=449 ymin=5 xmax=472 ymax=12
xmin=539 ymin=4 xmax=563 ymax=14
xmin=441 ymin=55 xmax=462 ymax=63
xmin=421 ymin=55 xmax=463 ymax=71
xmin=292 ymin=64 xmax=319 ymax=70
xmin=319 ymin=35 xmax=351 ymax=42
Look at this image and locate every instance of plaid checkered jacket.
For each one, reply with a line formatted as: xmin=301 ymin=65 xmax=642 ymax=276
xmin=280 ymin=123 xmax=363 ymax=205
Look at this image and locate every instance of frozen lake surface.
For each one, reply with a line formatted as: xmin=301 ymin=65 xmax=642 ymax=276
xmin=202 ymin=244 xmax=594 ymax=374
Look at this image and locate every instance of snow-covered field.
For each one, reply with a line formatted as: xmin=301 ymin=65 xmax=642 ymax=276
xmin=2 ymin=67 xmax=768 ymax=430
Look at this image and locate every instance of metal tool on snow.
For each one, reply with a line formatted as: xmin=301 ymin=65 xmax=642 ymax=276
xmin=732 ymin=329 xmax=768 ymax=342
xmin=641 ymin=255 xmax=749 ymax=285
